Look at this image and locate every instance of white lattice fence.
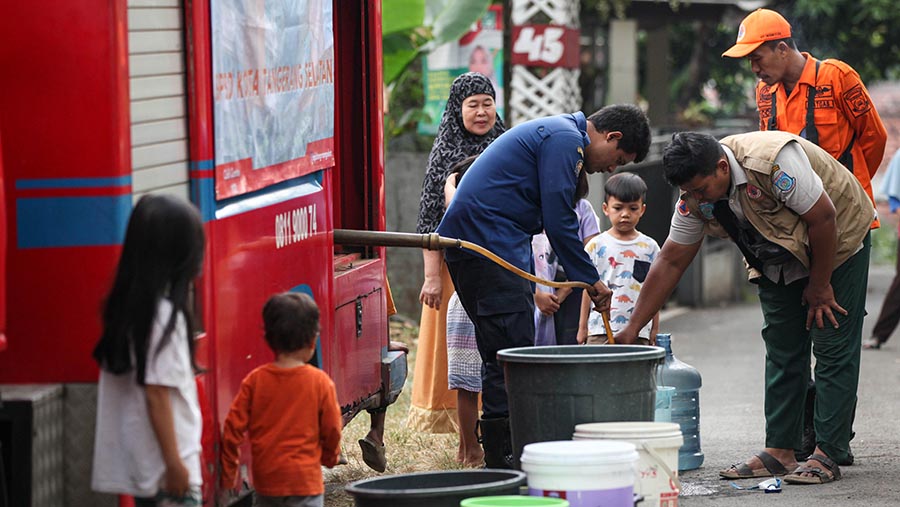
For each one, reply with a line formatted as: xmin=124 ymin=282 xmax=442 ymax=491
xmin=510 ymin=0 xmax=578 ymax=25
xmin=509 ymin=0 xmax=581 ymax=123
xmin=510 ymin=68 xmax=581 ymax=124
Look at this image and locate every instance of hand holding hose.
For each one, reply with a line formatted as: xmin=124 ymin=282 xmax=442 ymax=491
xmin=586 ymin=280 xmax=612 ymax=314
xmin=587 ymin=280 xmax=615 ymax=343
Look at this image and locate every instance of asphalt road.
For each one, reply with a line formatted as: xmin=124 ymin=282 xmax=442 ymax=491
xmin=660 ymin=262 xmax=900 ymax=506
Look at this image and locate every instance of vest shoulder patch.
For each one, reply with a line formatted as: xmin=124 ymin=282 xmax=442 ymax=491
xmin=773 ymin=168 xmax=796 ymax=192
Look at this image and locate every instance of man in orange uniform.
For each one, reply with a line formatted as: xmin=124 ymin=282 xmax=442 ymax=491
xmin=723 ymin=8 xmax=886 ymax=227
xmin=723 ymin=8 xmax=887 ymax=467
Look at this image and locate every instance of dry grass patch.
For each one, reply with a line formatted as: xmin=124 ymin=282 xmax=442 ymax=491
xmin=324 ymin=318 xmax=466 ymax=506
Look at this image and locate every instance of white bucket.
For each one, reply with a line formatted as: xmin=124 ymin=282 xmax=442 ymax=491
xmin=573 ymin=422 xmax=683 ymax=507
xmin=520 ymin=440 xmax=639 ymax=507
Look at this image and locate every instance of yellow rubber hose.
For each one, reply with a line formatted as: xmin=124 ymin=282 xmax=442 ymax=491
xmin=458 ymin=240 xmax=615 ymax=343
xmin=332 ymin=230 xmax=615 ymax=341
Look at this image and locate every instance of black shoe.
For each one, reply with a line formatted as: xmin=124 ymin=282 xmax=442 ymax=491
xmin=477 ymin=417 xmax=514 ymax=469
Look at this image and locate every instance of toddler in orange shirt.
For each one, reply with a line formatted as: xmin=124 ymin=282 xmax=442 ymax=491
xmin=220 ymin=292 xmax=342 ymax=507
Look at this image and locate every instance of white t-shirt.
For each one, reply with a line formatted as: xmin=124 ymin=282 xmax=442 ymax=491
xmin=92 ymin=299 xmax=202 ymax=497
xmin=584 ymin=230 xmax=660 ymax=338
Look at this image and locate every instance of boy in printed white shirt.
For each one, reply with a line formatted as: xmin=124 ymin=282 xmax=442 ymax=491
xmin=578 ymin=172 xmax=660 ymax=345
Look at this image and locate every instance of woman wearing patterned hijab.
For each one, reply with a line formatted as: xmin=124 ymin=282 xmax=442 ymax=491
xmin=408 ymin=73 xmax=505 ymax=463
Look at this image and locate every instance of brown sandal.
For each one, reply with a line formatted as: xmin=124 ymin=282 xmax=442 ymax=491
xmin=719 ymin=451 xmax=792 ymax=479
xmin=784 ymin=453 xmax=841 ymax=485
xmin=358 ymin=436 xmax=387 ymax=473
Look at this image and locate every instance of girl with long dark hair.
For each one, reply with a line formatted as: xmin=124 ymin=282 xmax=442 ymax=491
xmin=91 ymin=194 xmax=205 ymax=506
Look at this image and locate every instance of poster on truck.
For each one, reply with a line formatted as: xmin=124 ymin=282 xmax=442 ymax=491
xmin=212 ymin=0 xmax=335 ymax=200
xmin=419 ymin=4 xmax=504 ymax=136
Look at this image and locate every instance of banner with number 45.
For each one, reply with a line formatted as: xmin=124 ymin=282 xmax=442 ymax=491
xmin=511 ymin=25 xmax=580 ymax=68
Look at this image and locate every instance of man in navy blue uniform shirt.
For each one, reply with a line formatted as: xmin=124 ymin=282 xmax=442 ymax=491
xmin=437 ymin=104 xmax=652 ymax=468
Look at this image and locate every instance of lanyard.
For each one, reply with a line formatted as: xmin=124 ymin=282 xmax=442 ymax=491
xmin=768 ymin=59 xmax=820 ymax=145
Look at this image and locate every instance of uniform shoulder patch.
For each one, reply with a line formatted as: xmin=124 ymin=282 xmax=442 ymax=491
xmin=843 ymin=84 xmax=872 ymax=118
xmin=575 ymin=146 xmax=585 ymax=175
xmin=677 ymin=199 xmax=690 ymax=216
xmin=699 ymin=202 xmax=715 ymax=220
xmin=773 ymin=169 xmax=796 ymax=192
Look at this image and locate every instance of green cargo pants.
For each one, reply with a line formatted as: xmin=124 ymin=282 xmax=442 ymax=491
xmin=756 ymin=236 xmax=869 ymax=464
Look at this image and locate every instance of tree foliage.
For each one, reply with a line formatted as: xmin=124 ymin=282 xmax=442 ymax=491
xmin=384 ymin=58 xmax=431 ymax=146
xmin=381 ymin=0 xmax=493 ymax=144
xmin=668 ymin=19 xmax=756 ymax=124
xmin=672 ymin=0 xmax=900 ymax=121
xmin=771 ymin=0 xmax=900 ymax=82
xmin=583 ymin=0 xmax=900 ymax=125
xmin=383 ymin=0 xmax=900 ymax=137
xmin=382 ymin=0 xmax=492 ymax=85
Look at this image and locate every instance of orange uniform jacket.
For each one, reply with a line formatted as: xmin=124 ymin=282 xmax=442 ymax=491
xmin=756 ymin=52 xmax=886 ymax=227
xmin=221 ymin=363 xmax=342 ymax=497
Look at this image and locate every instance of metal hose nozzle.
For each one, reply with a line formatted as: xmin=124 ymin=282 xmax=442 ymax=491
xmin=333 ymin=229 xmax=459 ymax=250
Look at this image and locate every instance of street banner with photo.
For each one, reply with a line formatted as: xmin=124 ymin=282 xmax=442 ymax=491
xmin=212 ymin=0 xmax=335 ymax=200
xmin=419 ymin=4 xmax=504 ymax=136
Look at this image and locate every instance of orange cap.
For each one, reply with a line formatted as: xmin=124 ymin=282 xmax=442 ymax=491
xmin=722 ymin=9 xmax=792 ymax=58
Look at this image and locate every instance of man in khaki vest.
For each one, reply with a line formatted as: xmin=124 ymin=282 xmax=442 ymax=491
xmin=616 ymin=131 xmax=873 ymax=485
xmin=723 ymin=8 xmax=885 ymax=464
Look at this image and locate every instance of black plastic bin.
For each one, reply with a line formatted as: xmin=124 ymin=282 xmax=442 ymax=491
xmin=345 ymin=469 xmax=526 ymax=507
xmin=499 ymin=345 xmax=665 ymax=469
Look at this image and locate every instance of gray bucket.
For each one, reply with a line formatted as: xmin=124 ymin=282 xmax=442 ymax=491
xmin=344 ymin=469 xmax=527 ymax=507
xmin=498 ymin=345 xmax=665 ymax=469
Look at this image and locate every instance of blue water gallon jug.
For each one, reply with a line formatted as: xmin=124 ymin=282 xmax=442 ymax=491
xmin=656 ymin=333 xmax=704 ymax=471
